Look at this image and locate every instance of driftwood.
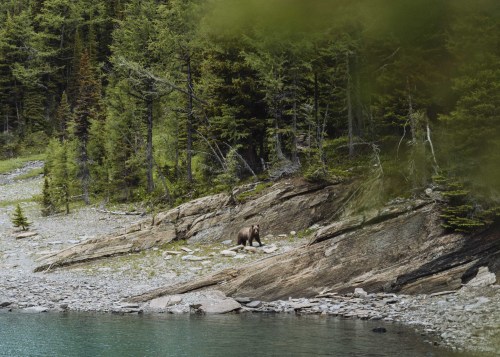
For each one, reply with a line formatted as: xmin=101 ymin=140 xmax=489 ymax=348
xmin=34 ymin=242 xmax=135 ymax=272
xmin=93 ymin=208 xmax=144 ymax=216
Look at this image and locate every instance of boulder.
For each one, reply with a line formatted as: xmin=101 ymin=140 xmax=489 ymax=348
xmin=354 ymin=288 xmax=368 ymax=298
xmin=192 ymin=298 xmax=241 ymax=314
xmin=22 ymin=306 xmax=48 ymax=313
xmin=246 ymin=300 xmax=262 ymax=308
xmin=466 ymin=266 xmax=496 ymax=287
xmin=149 ymin=295 xmax=183 ymax=310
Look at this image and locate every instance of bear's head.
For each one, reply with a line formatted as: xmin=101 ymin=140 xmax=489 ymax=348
xmin=251 ymin=224 xmax=260 ymax=237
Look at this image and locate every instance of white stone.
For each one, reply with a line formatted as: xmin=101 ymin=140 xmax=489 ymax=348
xmin=263 ymin=245 xmax=278 ymax=254
xmin=246 ymin=300 xmax=262 ymax=308
xmin=354 ymin=288 xmax=368 ymax=298
xmin=221 ymin=250 xmax=237 ymax=257
xmin=22 ymin=306 xmax=48 ymax=313
xmin=466 ymin=266 xmax=497 ymax=287
xmin=181 ymin=255 xmax=209 ymax=261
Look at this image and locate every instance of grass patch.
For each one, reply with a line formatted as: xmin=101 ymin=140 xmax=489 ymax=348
xmin=0 ymin=198 xmax=35 ymax=208
xmin=236 ymin=182 xmax=273 ymax=203
xmin=0 ymin=153 xmax=45 ymax=174
xmin=13 ymin=167 xmax=44 ymax=181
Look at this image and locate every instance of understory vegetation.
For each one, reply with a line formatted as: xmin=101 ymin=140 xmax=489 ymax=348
xmin=0 ymin=0 xmax=499 ymax=232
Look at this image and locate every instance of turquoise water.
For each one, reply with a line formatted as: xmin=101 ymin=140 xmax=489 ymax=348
xmin=0 ymin=313 xmax=473 ymax=356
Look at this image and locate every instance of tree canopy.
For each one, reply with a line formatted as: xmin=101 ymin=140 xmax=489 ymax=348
xmin=1 ymin=0 xmax=498 ymax=230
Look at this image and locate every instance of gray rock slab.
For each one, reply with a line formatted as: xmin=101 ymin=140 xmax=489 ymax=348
xmin=246 ymin=300 xmax=262 ymax=308
xmin=234 ymin=297 xmax=251 ymax=303
xmin=466 ymin=266 xmax=497 ymax=287
xmin=22 ymin=306 xmax=48 ymax=313
xmin=194 ymin=298 xmax=241 ymax=314
xmin=150 ymin=296 xmax=177 ymax=310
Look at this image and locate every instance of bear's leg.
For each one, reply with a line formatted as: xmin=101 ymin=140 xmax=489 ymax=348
xmin=255 ymin=236 xmax=263 ymax=247
xmin=248 ymin=237 xmax=253 ymax=247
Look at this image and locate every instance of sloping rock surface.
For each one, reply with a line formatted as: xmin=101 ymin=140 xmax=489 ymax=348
xmin=35 ymin=179 xmax=349 ymax=271
xmin=131 ymin=202 xmax=500 ymax=302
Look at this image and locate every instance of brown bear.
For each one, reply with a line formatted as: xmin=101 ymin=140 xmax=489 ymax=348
xmin=237 ymin=225 xmax=262 ymax=247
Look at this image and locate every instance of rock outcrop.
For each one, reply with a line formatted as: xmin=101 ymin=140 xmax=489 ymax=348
xmin=35 ymin=179 xmax=349 ymax=271
xmin=130 ymin=201 xmax=499 ymax=302
xmin=35 ymin=176 xmax=500 ymax=301
xmin=220 ymin=204 xmax=499 ymax=298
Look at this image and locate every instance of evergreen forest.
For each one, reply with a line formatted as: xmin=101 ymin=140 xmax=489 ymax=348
xmin=1 ymin=0 xmax=499 ymax=231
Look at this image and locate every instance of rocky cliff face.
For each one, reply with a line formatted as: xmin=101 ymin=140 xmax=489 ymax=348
xmin=221 ymin=204 xmax=498 ymax=298
xmin=130 ymin=201 xmax=499 ymax=303
xmin=35 ymin=179 xmax=350 ymax=271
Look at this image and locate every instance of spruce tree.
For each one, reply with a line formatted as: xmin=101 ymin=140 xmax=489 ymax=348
xmin=41 ymin=176 xmax=54 ymax=216
xmin=55 ymin=91 xmax=71 ymax=140
xmin=12 ymin=204 xmax=30 ymax=231
xmin=72 ymin=50 xmax=102 ymax=204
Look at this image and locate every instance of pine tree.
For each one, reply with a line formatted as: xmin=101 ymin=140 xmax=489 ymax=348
xmin=72 ymin=50 xmax=102 ymax=204
xmin=110 ymin=0 xmax=161 ymax=194
xmin=45 ymin=138 xmax=75 ymax=214
xmin=439 ymin=1 xmax=500 ymax=197
xmin=41 ymin=176 xmax=54 ymax=216
xmin=55 ymin=91 xmax=71 ymax=140
xmin=156 ymin=0 xmax=204 ymax=184
xmin=12 ymin=204 xmax=30 ymax=230
xmin=105 ymin=80 xmax=145 ymax=201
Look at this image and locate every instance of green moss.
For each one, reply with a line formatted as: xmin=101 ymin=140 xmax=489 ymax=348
xmin=235 ymin=182 xmax=273 ymax=202
xmin=295 ymin=227 xmax=316 ymax=239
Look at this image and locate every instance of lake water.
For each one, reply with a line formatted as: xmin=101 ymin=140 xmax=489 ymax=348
xmin=0 ymin=312 xmax=476 ymax=356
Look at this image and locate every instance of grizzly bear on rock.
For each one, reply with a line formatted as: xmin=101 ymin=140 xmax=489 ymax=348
xmin=237 ymin=225 xmax=262 ymax=247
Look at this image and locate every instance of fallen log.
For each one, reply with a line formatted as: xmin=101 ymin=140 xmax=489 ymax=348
xmin=93 ymin=208 xmax=144 ymax=216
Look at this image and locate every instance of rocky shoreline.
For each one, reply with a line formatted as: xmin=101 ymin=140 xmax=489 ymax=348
xmin=1 ymin=162 xmax=499 ymax=356
xmin=1 ymin=273 xmax=499 ymax=355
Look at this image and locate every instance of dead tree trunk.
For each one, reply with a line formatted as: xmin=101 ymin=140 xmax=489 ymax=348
xmin=186 ymin=55 xmax=193 ymax=183
xmin=146 ymin=82 xmax=154 ymax=193
xmin=291 ymin=74 xmax=299 ymax=165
